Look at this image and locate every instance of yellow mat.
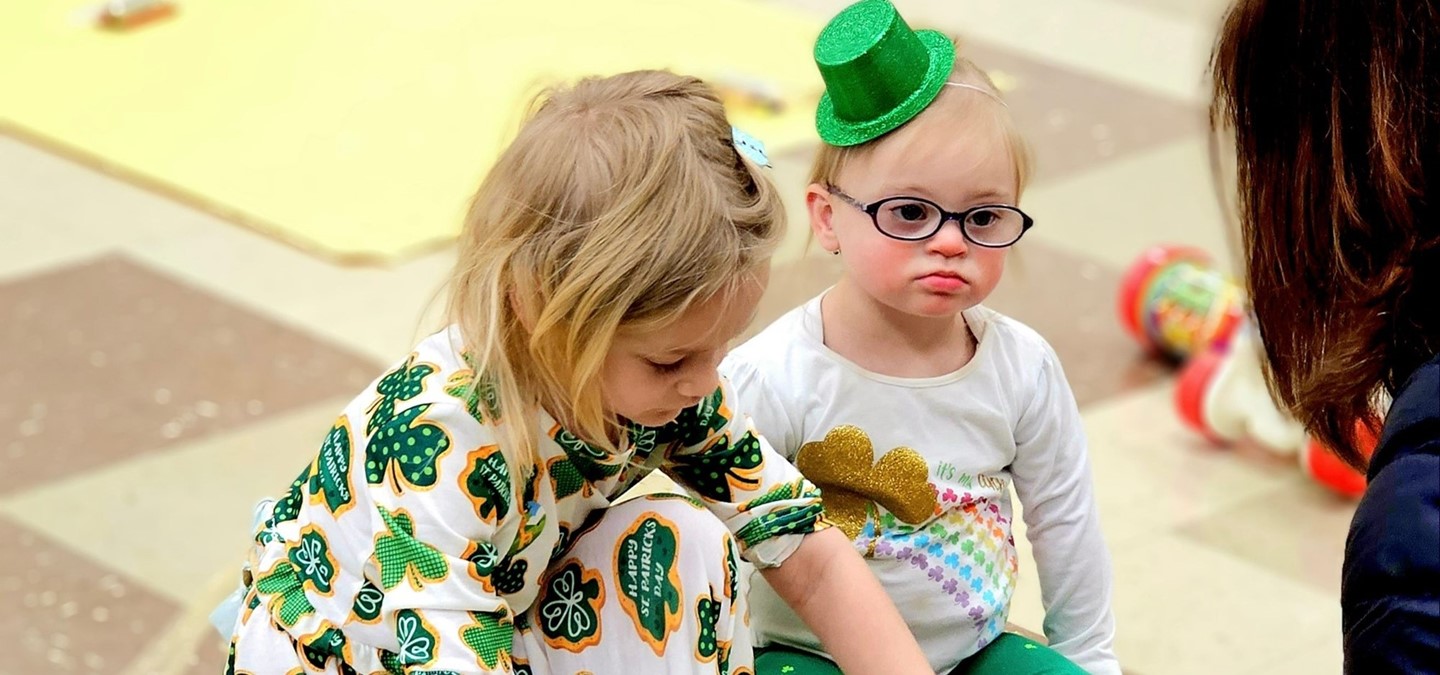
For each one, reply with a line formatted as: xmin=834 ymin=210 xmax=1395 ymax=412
xmin=0 ymin=0 xmax=822 ymax=264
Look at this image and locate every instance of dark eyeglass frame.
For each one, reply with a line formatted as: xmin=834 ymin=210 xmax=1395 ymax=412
xmin=827 ymin=185 xmax=1034 ymax=248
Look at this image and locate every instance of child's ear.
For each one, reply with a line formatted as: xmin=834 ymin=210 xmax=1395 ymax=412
xmin=806 ymin=184 xmax=841 ymax=254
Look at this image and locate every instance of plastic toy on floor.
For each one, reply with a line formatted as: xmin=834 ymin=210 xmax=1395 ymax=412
xmin=1117 ymin=245 xmax=1246 ymax=362
xmin=1119 ymin=245 xmax=1374 ymax=498
xmin=93 ymin=0 xmax=176 ymax=30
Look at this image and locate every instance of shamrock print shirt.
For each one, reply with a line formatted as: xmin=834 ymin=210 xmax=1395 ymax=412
xmin=722 ymin=296 xmax=1120 ymax=675
xmin=242 ymin=327 xmax=827 ymax=672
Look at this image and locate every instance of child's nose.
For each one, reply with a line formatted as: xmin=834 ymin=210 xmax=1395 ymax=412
xmin=927 ymin=219 xmax=970 ymax=257
xmin=677 ymin=368 xmax=719 ymax=400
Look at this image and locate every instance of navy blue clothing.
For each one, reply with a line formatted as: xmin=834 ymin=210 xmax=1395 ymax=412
xmin=1343 ymin=354 xmax=1440 ymax=674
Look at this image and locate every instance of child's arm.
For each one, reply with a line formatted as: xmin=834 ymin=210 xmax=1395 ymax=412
xmin=311 ymin=372 xmax=520 ymax=674
xmin=1011 ymin=344 xmax=1121 ymax=675
xmin=660 ymin=378 xmax=930 ymax=673
xmin=761 ymin=527 xmax=934 ymax=673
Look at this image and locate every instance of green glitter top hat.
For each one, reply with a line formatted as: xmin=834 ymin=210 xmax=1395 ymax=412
xmin=813 ymin=0 xmax=955 ymax=147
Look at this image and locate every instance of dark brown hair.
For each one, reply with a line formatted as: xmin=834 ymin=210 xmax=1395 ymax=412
xmin=1210 ymin=0 xmax=1440 ymax=469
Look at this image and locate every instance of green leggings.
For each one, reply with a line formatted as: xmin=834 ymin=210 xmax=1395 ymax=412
xmin=753 ymin=633 xmax=1085 ymax=675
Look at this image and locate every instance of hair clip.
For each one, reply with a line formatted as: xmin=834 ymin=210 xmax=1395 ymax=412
xmin=731 ymin=126 xmax=771 ymax=168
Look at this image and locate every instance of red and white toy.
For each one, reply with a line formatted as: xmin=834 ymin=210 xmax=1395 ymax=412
xmin=1120 ymin=245 xmax=1374 ymax=498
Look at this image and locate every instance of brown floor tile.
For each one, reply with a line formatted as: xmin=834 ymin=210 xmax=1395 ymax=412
xmin=764 ymin=0 xmax=1206 ymax=188
xmin=751 ymin=243 xmax=1169 ymax=408
xmin=986 ymin=242 xmax=1171 ymax=407
xmin=0 ymin=514 xmax=181 ymax=674
xmin=0 ymin=254 xmax=382 ymax=496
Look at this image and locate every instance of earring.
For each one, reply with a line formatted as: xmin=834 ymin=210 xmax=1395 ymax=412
xmin=832 ymin=247 xmax=841 ymax=256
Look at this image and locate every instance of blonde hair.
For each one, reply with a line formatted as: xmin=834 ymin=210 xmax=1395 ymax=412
xmin=446 ymin=70 xmax=784 ymax=486
xmin=810 ymin=46 xmax=1033 ymax=195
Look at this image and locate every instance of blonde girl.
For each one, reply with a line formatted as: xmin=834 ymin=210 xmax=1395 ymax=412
xmin=220 ymin=69 xmax=930 ymax=675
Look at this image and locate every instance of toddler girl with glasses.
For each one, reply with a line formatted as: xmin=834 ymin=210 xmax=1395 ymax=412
xmin=721 ymin=1 xmax=1119 ymax=673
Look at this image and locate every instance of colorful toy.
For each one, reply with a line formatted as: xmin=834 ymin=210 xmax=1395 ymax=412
xmin=1117 ymin=245 xmax=1246 ymax=361
xmin=1174 ymin=325 xmax=1308 ymax=452
xmin=1120 ymin=245 xmax=1374 ymax=498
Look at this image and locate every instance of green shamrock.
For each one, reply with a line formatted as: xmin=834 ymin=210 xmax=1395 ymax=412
xmin=351 ymin=580 xmax=384 ymax=623
xmin=537 ymin=560 xmax=604 ymax=651
xmin=461 ymin=446 xmax=511 ymax=523
xmin=461 ymin=610 xmax=514 ymax=670
xmin=627 ymin=423 xmax=659 ymax=459
xmin=492 ymin=557 xmax=529 ymax=596
xmin=668 ymin=432 xmax=764 ymax=502
xmin=551 ymin=426 xmax=623 ymax=481
xmin=446 ymin=362 xmax=501 ymax=423
xmin=301 ymin=626 xmax=348 ymax=670
xmin=308 ymin=420 xmax=354 ymax=515
xmin=616 ymin=516 xmax=682 ymax=654
xmin=733 ymin=501 xmax=825 ymax=550
xmin=253 ymin=561 xmax=314 ymax=628
xmin=695 ymin=595 xmax=721 ymax=660
xmin=392 ymin=609 xmax=439 ymax=666
xmin=365 ymin=404 xmax=452 ymax=493
xmin=374 ymin=507 xmax=449 ymax=591
xmin=719 ymin=640 xmax=734 ymax=675
xmin=258 ymin=466 xmax=309 ymax=544
xmin=651 ymin=388 xmax=727 ymax=447
xmin=462 ymin=539 xmax=502 ymax=588
xmin=288 ymin=527 xmax=337 ymax=595
xmin=547 ymin=455 xmax=589 ymax=502
xmin=725 ymin=537 xmax=738 ymax=604
xmin=738 ymin=479 xmax=801 ymax=512
xmin=367 ymin=354 xmax=436 ymax=434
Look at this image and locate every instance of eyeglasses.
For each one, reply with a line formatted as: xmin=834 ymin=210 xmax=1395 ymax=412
xmin=827 ymin=186 xmax=1033 ymax=248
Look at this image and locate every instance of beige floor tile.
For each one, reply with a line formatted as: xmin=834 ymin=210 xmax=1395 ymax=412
xmin=124 ymin=221 xmax=455 ymax=365
xmin=0 ymin=136 xmax=199 ymax=280
xmin=1102 ymin=0 xmax=1232 ymax=26
xmin=0 ymin=397 xmax=353 ymax=606
xmin=1245 ymin=634 xmax=1343 ymax=675
xmin=1179 ymin=479 xmax=1356 ymax=595
xmin=1079 ymin=381 xmax=1301 ymax=547
xmin=1007 ymin=381 xmax=1299 ymax=637
xmin=1022 ymin=137 xmax=1241 ymax=274
xmin=1009 ymin=525 xmax=1340 ymax=674
xmin=769 ymin=0 xmax=1215 ymax=104
xmin=1106 ymin=534 xmax=1339 ymax=675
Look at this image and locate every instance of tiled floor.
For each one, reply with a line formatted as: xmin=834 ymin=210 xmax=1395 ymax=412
xmin=1 ymin=0 xmax=1354 ymax=673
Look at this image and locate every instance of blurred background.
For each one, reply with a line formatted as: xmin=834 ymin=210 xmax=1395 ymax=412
xmin=0 ymin=0 xmax=1358 ymax=673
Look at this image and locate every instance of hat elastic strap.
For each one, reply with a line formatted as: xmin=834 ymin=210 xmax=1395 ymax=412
xmin=945 ymin=82 xmax=1008 ymax=108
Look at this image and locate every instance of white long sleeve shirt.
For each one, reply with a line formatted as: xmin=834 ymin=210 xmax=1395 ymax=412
xmin=721 ymin=295 xmax=1120 ymax=674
